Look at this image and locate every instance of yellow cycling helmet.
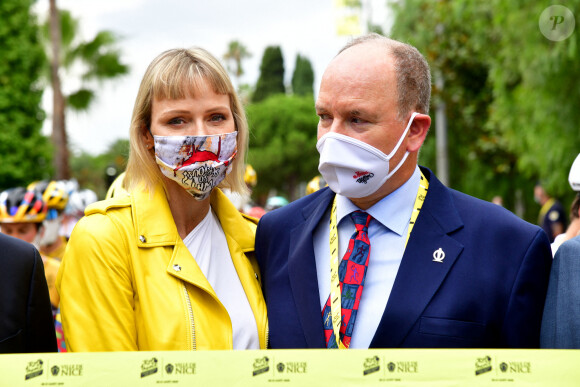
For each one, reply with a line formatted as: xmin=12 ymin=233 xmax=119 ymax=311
xmin=0 ymin=187 xmax=48 ymax=223
xmin=305 ymin=175 xmax=327 ymax=195
xmin=28 ymin=180 xmax=69 ymax=211
xmin=244 ymin=164 xmax=258 ymax=188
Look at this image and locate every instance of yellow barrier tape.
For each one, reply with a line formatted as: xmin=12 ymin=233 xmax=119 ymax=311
xmin=0 ymin=349 xmax=578 ymax=386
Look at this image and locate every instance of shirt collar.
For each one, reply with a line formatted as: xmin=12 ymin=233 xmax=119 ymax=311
xmin=336 ymin=166 xmax=421 ymax=236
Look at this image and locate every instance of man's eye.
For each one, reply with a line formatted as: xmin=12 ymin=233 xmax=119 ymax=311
xmin=351 ymin=117 xmax=366 ymax=124
xmin=318 ymin=114 xmax=330 ymax=121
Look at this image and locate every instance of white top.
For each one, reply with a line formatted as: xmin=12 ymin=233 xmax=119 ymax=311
xmin=183 ymin=208 xmax=259 ymax=349
xmin=313 ymin=166 xmax=421 ymax=348
xmin=551 ymin=233 xmax=567 ymax=257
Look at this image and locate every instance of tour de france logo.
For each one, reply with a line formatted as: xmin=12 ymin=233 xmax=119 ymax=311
xmin=252 ymin=356 xmax=270 ymax=376
xmin=363 ymin=356 xmax=381 ymax=376
xmin=475 ymin=356 xmax=493 ymax=376
xmin=24 ymin=359 xmax=44 ymax=380
xmin=140 ymin=357 xmax=159 ymax=378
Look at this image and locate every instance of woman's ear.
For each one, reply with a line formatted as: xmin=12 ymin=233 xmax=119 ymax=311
xmin=143 ymin=126 xmax=154 ymax=149
xmin=406 ymin=113 xmax=431 ymax=153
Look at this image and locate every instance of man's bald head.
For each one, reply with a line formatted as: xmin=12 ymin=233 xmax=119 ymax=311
xmin=335 ymin=34 xmax=431 ymax=121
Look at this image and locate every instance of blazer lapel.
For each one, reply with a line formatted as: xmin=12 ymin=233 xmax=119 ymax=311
xmin=287 ymin=188 xmax=335 ymax=348
xmin=370 ymin=168 xmax=465 ymax=348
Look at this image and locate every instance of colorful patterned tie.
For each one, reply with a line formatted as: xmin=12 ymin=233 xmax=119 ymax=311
xmin=322 ymin=210 xmax=372 ymax=348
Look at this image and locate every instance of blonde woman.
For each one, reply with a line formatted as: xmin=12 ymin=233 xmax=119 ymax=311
xmin=57 ymin=47 xmax=267 ymax=351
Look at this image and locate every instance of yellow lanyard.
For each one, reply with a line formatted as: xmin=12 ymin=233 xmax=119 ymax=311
xmin=328 ymin=170 xmax=429 ymax=348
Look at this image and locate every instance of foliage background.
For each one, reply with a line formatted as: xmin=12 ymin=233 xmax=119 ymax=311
xmin=390 ymin=0 xmax=580 ymax=221
xmin=0 ymin=0 xmax=53 ymax=189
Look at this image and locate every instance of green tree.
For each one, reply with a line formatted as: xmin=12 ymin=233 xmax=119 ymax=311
xmin=0 ymin=0 xmax=52 ymax=189
xmin=389 ymin=0 xmax=580 ymax=221
xmin=291 ymin=54 xmax=314 ymax=97
xmin=486 ymin=1 xmax=580 ymax=200
xmin=246 ymin=94 xmax=319 ymax=201
xmin=223 ymin=40 xmax=251 ymax=87
xmin=43 ymin=2 xmax=129 ymax=180
xmin=253 ymin=46 xmax=285 ymax=102
xmin=70 ymin=138 xmax=129 ymax=198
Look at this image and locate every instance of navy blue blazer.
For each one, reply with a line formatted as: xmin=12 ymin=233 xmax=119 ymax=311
xmin=256 ymin=167 xmax=552 ymax=348
xmin=0 ymin=233 xmax=57 ymax=353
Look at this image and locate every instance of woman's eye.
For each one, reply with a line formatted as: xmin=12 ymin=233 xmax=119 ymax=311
xmin=210 ymin=114 xmax=226 ymax=122
xmin=168 ymin=117 xmax=186 ymax=125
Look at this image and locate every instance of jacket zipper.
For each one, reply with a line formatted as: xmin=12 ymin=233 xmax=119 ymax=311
xmin=266 ymin=324 xmax=269 ymax=349
xmin=182 ymin=283 xmax=196 ymax=350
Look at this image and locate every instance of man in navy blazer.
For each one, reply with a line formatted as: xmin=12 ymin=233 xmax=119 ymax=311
xmin=255 ymin=34 xmax=552 ymax=349
xmin=0 ymin=233 xmax=57 ymax=353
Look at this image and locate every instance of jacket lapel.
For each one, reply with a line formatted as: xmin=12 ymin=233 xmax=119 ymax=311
xmin=288 ymin=188 xmax=335 ymax=348
xmin=370 ymin=168 xmax=465 ymax=348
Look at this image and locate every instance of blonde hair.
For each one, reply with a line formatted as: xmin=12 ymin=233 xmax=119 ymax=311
xmin=124 ymin=47 xmax=249 ymax=196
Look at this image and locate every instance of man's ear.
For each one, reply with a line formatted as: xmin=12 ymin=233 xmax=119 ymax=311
xmin=406 ymin=113 xmax=431 ymax=152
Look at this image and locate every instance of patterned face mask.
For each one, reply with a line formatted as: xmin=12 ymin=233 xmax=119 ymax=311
xmin=154 ymin=132 xmax=237 ymax=200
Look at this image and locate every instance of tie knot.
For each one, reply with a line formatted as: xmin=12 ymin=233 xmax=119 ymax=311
xmin=350 ymin=211 xmax=371 ymax=230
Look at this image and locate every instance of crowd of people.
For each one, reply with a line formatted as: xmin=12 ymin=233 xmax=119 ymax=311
xmin=0 ymin=179 xmax=97 ymax=352
xmin=1 ymin=34 xmax=580 ymax=355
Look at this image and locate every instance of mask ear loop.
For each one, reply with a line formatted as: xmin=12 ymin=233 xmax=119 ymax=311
xmin=386 ymin=112 xmax=419 ymax=159
xmin=384 ymin=112 xmax=419 ymax=179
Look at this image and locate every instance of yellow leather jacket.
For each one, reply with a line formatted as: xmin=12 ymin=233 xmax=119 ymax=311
xmin=56 ymin=186 xmax=267 ymax=351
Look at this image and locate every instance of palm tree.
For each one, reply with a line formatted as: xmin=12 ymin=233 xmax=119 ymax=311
xmin=223 ymin=40 xmax=251 ymax=89
xmin=45 ymin=1 xmax=128 ymax=179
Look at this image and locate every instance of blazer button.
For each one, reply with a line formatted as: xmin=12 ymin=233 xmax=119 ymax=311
xmin=139 ymin=235 xmax=146 ymax=243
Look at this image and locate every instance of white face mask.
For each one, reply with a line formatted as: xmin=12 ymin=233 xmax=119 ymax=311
xmin=317 ymin=112 xmax=418 ymax=198
xmin=154 ymin=132 xmax=237 ymax=201
xmin=38 ymin=211 xmax=63 ymax=247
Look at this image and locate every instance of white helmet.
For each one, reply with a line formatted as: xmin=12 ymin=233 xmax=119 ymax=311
xmin=569 ymin=153 xmax=580 ymax=192
xmin=66 ymin=189 xmax=98 ymax=218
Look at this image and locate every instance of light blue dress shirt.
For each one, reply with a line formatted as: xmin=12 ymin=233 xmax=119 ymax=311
xmin=313 ymin=166 xmax=421 ymax=348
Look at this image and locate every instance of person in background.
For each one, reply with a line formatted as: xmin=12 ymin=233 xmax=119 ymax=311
xmin=541 ymin=234 xmax=580 ymax=348
xmin=28 ymin=180 xmax=69 ymax=260
xmin=550 ymin=153 xmax=580 ymax=256
xmin=61 ymin=187 xmax=99 ymax=240
xmin=57 ymin=47 xmax=267 ymax=351
xmin=264 ymin=196 xmax=289 ymax=212
xmin=535 ymin=182 xmax=567 ymax=243
xmin=0 ymin=232 xmax=57 ymax=353
xmin=491 ymin=195 xmax=504 ymax=206
xmin=541 ymin=152 xmax=580 ymax=347
xmin=306 ymin=175 xmax=327 ymax=196
xmin=255 ymin=33 xmax=552 ymax=349
xmin=0 ymin=187 xmax=60 ymax=352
